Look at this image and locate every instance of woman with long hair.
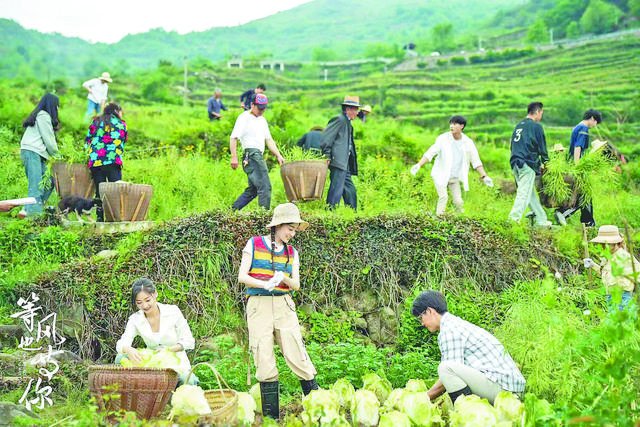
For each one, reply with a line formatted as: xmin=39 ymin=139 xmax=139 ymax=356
xmin=85 ymin=102 xmax=127 ymax=221
xmin=19 ymin=92 xmax=60 ymax=217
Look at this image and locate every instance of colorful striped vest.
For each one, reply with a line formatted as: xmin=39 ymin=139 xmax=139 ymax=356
xmin=246 ymin=236 xmax=295 ymax=297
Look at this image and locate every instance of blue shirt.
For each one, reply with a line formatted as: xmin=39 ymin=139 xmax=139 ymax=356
xmin=569 ymin=123 xmax=589 ymax=160
xmin=207 ymin=97 xmax=227 ymax=115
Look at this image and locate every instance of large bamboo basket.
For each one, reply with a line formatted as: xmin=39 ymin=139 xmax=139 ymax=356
xmin=99 ymin=182 xmax=153 ymax=222
xmin=88 ymin=365 xmax=178 ymax=420
xmin=52 ymin=162 xmax=94 ymax=198
xmin=280 ymin=160 xmax=328 ymax=202
xmin=185 ymin=362 xmax=238 ymax=425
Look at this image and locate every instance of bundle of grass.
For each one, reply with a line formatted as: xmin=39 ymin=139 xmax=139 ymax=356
xmin=541 ymin=149 xmax=617 ymax=209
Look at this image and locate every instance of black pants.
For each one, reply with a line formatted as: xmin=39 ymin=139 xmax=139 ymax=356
xmin=232 ymin=149 xmax=271 ymax=211
xmin=326 ymin=167 xmax=357 ymax=210
xmin=90 ymin=164 xmax=122 ymax=222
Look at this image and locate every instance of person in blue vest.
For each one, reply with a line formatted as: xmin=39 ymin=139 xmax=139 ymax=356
xmin=320 ymin=95 xmax=360 ymax=210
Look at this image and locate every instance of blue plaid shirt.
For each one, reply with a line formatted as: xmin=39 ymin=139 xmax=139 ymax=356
xmin=438 ymin=312 xmax=526 ymax=393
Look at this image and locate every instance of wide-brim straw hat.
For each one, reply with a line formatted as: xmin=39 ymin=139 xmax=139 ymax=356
xmin=590 ymin=139 xmax=607 ymax=153
xmin=551 ymin=143 xmax=566 ymax=152
xmin=99 ymin=72 xmax=112 ymax=82
xmin=362 ymin=105 xmax=372 ymax=113
xmin=590 ymin=225 xmax=624 ymax=244
xmin=341 ymin=95 xmax=360 ymax=107
xmin=266 ymin=203 xmax=309 ymax=231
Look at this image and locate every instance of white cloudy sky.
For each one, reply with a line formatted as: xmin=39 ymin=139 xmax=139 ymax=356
xmin=0 ymin=0 xmax=313 ymax=43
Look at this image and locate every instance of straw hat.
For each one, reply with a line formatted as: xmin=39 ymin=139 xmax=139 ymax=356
xmin=341 ymin=95 xmax=360 ymax=107
xmin=590 ymin=139 xmax=607 ymax=153
xmin=590 ymin=225 xmax=624 ymax=244
xmin=550 ymin=143 xmax=566 ymax=152
xmin=266 ymin=203 xmax=309 ymax=231
xmin=99 ymin=72 xmax=112 ymax=82
xmin=362 ymin=105 xmax=372 ymax=114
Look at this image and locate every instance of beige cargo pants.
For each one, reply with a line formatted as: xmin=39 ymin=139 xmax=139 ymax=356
xmin=247 ymin=294 xmax=317 ymax=382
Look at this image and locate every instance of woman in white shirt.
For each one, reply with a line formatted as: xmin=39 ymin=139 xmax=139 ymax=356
xmin=115 ymin=278 xmax=198 ymax=385
xmin=410 ymin=115 xmax=493 ymax=216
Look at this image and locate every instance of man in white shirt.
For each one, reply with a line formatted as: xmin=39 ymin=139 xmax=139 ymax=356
xmin=411 ymin=115 xmax=493 ymax=216
xmin=83 ymin=72 xmax=112 ymax=120
xmin=230 ymin=94 xmax=285 ymax=210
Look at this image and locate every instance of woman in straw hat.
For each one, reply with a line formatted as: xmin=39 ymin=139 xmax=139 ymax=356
xmin=238 ymin=203 xmax=318 ymax=419
xmin=583 ymin=225 xmax=639 ymax=310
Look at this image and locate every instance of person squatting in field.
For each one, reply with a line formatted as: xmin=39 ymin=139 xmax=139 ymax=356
xmin=553 ymin=109 xmax=603 ymax=227
xmin=410 ymin=115 xmax=493 ymax=216
xmin=508 ymin=102 xmax=550 ymax=227
xmin=583 ymin=225 xmax=639 ymax=311
xmin=229 ymin=93 xmax=285 ymax=211
xmin=412 ymin=290 xmax=525 ymax=405
xmin=237 ymin=203 xmax=319 ymax=419
xmin=320 ymin=95 xmax=361 ymax=210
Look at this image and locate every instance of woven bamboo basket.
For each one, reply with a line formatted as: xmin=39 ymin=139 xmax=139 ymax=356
xmin=99 ymin=182 xmax=153 ymax=222
xmin=185 ymin=362 xmax=238 ymax=425
xmin=88 ymin=365 xmax=178 ymax=420
xmin=52 ymin=162 xmax=94 ymax=198
xmin=280 ymin=160 xmax=328 ymax=202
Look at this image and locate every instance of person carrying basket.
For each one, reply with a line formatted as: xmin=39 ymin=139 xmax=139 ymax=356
xmin=237 ymin=203 xmax=319 ymax=419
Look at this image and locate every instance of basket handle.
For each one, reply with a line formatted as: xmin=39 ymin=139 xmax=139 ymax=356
xmin=185 ymin=362 xmax=232 ymax=393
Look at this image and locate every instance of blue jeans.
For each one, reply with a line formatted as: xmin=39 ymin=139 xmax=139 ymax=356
xmin=85 ymin=100 xmax=100 ymax=120
xmin=20 ymin=149 xmax=53 ymax=216
xmin=606 ymin=291 xmax=633 ymax=311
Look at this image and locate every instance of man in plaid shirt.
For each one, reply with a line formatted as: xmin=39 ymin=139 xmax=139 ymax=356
xmin=412 ymin=290 xmax=525 ymax=405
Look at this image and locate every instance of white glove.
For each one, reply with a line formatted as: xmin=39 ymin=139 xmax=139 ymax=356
xmin=410 ymin=164 xmax=421 ymax=176
xmin=482 ymin=176 xmax=494 ymax=187
xmin=265 ymin=271 xmax=285 ymax=291
xmin=583 ymin=258 xmax=596 ymax=269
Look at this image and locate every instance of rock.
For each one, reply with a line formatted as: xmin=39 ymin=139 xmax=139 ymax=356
xmin=0 ymin=353 xmax=20 ymax=363
xmin=298 ymin=304 xmax=316 ymax=315
xmin=353 ymin=316 xmax=368 ymax=330
xmin=365 ymin=307 xmax=398 ymax=344
xmin=341 ymin=290 xmax=378 ymax=313
xmin=26 ymin=350 xmax=82 ymax=369
xmin=95 ymin=250 xmax=119 ymax=259
xmin=0 ymin=402 xmax=39 ymax=427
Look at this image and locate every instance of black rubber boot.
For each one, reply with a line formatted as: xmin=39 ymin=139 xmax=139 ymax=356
xmin=260 ymin=381 xmax=280 ymax=420
xmin=448 ymin=385 xmax=472 ymax=405
xmin=300 ymin=378 xmax=319 ymax=396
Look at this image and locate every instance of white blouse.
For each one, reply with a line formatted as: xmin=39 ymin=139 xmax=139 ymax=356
xmin=423 ymin=131 xmax=483 ymax=191
xmin=115 ymin=302 xmax=195 ymax=375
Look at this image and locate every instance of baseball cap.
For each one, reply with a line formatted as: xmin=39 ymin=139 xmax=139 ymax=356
xmin=254 ymin=93 xmax=268 ymax=110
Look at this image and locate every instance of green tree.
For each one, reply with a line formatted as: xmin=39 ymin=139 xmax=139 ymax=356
xmin=431 ymin=22 xmax=454 ymax=52
xmin=580 ymin=0 xmax=623 ymax=34
xmin=630 ymin=0 xmax=640 ymax=16
xmin=311 ymin=47 xmax=337 ymax=62
xmin=545 ymin=0 xmax=589 ymax=38
xmin=527 ymin=18 xmax=549 ymax=43
xmin=566 ymin=21 xmax=581 ymax=39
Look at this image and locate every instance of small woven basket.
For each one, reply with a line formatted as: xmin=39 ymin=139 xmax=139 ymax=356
xmin=185 ymin=362 xmax=238 ymax=425
xmin=52 ymin=162 xmax=94 ymax=198
xmin=88 ymin=365 xmax=178 ymax=420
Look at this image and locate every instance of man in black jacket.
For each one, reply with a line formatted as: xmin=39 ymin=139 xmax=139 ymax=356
xmin=240 ymin=84 xmax=266 ymax=110
xmin=321 ymin=96 xmax=360 ymax=209
xmin=508 ymin=102 xmax=550 ymax=226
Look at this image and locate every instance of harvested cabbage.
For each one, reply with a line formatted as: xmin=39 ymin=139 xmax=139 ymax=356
xmin=494 ymin=391 xmax=524 ymax=425
xmin=332 ymin=378 xmax=355 ymax=409
xmin=362 ymin=372 xmax=392 ymax=405
xmin=399 ymin=391 xmax=443 ymax=427
xmin=381 ymin=388 xmax=406 ymax=412
xmin=379 ymin=410 xmax=412 ymax=427
xmin=405 ymin=379 xmax=428 ymax=393
xmin=450 ymin=394 xmax=498 ymax=427
xmin=249 ymin=383 xmax=262 ymax=414
xmin=301 ymin=389 xmax=343 ymax=427
xmin=237 ymin=392 xmax=257 ymax=426
xmin=168 ymin=384 xmax=211 ymax=419
xmin=119 ymin=348 xmax=180 ymax=371
xmin=351 ymin=389 xmax=379 ymax=427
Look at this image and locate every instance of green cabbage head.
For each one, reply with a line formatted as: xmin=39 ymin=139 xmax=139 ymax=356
xmin=362 ymin=372 xmax=392 ymax=405
xmin=379 ymin=410 xmax=412 ymax=427
xmin=450 ymin=394 xmax=498 ymax=427
xmin=351 ymin=389 xmax=380 ymax=427
xmin=399 ymin=391 xmax=444 ymax=427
